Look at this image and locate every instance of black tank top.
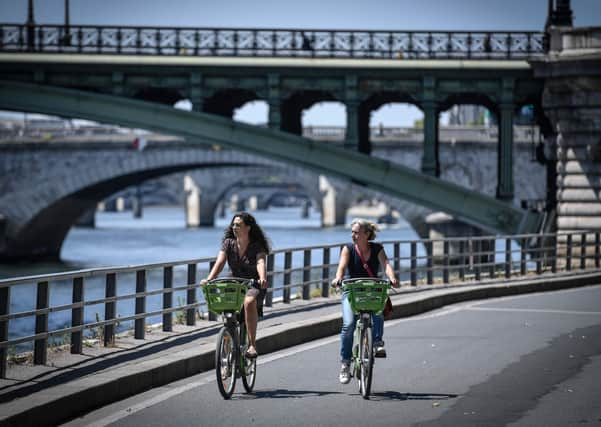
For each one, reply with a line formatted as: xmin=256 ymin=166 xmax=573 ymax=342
xmin=346 ymin=242 xmax=383 ymax=278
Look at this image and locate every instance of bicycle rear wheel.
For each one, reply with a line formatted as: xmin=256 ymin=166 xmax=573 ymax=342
xmin=240 ymin=323 xmax=257 ymax=393
xmin=215 ymin=326 xmax=237 ymax=399
xmin=359 ymin=323 xmax=374 ymax=399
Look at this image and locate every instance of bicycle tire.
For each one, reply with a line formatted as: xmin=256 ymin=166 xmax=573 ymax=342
xmin=215 ymin=326 xmax=237 ymax=399
xmin=239 ymin=323 xmax=257 ymax=393
xmin=359 ymin=321 xmax=374 ymax=399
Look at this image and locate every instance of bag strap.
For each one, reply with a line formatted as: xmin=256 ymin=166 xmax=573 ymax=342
xmin=354 ymin=244 xmax=375 ymax=277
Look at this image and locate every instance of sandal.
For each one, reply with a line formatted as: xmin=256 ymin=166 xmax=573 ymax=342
xmin=245 ymin=348 xmax=258 ymax=359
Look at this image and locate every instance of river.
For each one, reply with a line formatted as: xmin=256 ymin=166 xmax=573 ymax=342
xmin=1 ymin=206 xmax=420 ymax=348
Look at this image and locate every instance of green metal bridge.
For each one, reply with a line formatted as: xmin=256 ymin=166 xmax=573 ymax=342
xmin=0 ymin=80 xmax=542 ymax=235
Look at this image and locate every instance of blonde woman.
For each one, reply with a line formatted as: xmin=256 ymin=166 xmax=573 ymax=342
xmin=331 ymin=218 xmax=400 ymax=384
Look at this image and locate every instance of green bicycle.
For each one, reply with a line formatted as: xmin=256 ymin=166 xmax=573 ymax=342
xmin=342 ymin=277 xmax=391 ymax=399
xmin=202 ymin=278 xmax=257 ymax=399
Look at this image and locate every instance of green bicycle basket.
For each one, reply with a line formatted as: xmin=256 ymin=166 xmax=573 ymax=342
xmin=202 ymin=280 xmax=247 ymax=314
xmin=344 ymin=279 xmax=390 ymax=314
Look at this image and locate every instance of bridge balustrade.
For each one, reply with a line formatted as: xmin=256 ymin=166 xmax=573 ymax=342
xmin=1 ymin=230 xmax=599 ymax=378
xmin=0 ymin=24 xmax=545 ymax=59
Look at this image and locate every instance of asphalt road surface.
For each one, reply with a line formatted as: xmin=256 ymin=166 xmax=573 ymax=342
xmin=63 ymin=284 xmax=601 ymax=427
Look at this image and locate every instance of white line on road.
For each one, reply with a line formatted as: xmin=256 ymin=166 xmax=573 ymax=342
xmin=466 ymin=307 xmax=601 ymax=315
xmin=83 ymin=336 xmax=341 ymax=427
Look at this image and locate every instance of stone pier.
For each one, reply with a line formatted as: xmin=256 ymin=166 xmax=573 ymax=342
xmin=532 ymin=26 xmax=601 ymax=235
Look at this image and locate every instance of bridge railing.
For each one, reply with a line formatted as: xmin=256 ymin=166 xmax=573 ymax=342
xmin=0 ymin=24 xmax=545 ymax=59
xmin=1 ymin=230 xmax=599 ymax=377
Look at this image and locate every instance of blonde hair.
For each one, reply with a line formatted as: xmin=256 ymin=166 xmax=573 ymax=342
xmin=351 ymin=218 xmax=379 ymax=240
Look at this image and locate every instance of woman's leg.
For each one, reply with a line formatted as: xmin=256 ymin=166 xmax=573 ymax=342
xmin=244 ymin=296 xmax=258 ymax=352
xmin=372 ymin=314 xmax=384 ymax=344
xmin=340 ymin=293 xmax=356 ymax=363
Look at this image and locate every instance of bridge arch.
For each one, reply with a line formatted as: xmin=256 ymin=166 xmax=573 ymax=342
xmin=133 ymin=87 xmax=184 ymax=105
xmin=0 ymin=141 xmax=277 ymax=260
xmin=281 ymin=90 xmax=339 ymax=134
xmin=0 ymin=81 xmax=543 ymax=260
xmin=203 ymin=88 xmax=259 ymax=118
xmin=439 ymin=94 xmax=497 ymax=115
xmin=360 ymin=92 xmax=422 ymax=154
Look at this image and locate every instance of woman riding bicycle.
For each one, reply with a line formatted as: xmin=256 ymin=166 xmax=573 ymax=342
xmin=203 ymin=212 xmax=270 ymax=359
xmin=332 ymin=218 xmax=400 ymax=384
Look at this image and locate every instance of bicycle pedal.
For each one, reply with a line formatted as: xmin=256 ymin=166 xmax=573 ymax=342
xmin=374 ymin=351 xmax=387 ymax=358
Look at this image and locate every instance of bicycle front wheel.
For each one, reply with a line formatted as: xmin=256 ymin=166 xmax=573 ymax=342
xmin=359 ymin=324 xmax=374 ymax=399
xmin=215 ymin=326 xmax=237 ymax=399
xmin=240 ymin=323 xmax=257 ymax=393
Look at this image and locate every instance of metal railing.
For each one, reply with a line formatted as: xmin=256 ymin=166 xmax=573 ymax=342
xmin=0 ymin=24 xmax=545 ymax=59
xmin=1 ymin=230 xmax=599 ymax=377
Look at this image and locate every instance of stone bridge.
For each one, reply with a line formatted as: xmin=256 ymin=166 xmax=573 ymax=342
xmin=0 ymin=127 xmax=546 ymax=261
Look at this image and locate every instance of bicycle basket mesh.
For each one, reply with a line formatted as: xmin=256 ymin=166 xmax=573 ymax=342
xmin=346 ymin=280 xmax=389 ymax=313
xmin=203 ymin=282 xmax=247 ymax=313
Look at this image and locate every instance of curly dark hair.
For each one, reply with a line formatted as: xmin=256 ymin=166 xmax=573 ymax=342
xmin=222 ymin=212 xmax=271 ymax=253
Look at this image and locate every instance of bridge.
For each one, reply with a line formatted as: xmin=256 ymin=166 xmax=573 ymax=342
xmin=0 ymin=127 xmax=546 ymax=261
xmin=0 ymin=21 xmax=556 ymax=259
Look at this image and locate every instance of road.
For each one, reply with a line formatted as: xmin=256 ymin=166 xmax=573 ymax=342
xmin=63 ymin=284 xmax=601 ymax=427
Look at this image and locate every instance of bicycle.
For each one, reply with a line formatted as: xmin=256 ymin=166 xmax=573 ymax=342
xmin=202 ymin=277 xmax=257 ymax=399
xmin=341 ymin=277 xmax=390 ymax=399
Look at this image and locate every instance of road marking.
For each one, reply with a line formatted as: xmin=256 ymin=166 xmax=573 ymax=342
xmin=85 ymin=377 xmax=215 ymax=427
xmin=84 ymin=336 xmax=340 ymax=427
xmin=466 ymin=307 xmax=601 ymax=316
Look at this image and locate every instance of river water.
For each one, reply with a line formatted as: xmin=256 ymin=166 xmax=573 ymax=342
xmin=1 ymin=206 xmax=420 ymax=348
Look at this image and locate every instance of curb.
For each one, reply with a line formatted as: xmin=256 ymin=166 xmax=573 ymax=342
xmin=2 ymin=271 xmax=600 ymax=427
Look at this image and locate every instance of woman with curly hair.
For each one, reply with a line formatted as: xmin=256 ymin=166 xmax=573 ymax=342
xmin=203 ymin=212 xmax=270 ymax=359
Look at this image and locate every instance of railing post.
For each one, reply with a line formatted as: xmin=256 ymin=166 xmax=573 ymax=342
xmin=134 ymin=270 xmax=146 ymax=339
xmin=580 ymin=232 xmax=587 ymax=269
xmin=489 ymin=239 xmax=496 ymax=278
xmin=536 ymin=236 xmax=542 ymax=275
xmin=459 ymin=240 xmax=465 ymax=281
xmin=208 ymin=261 xmax=217 ymax=321
xmin=34 ymin=281 xmax=49 ymax=365
xmin=163 ymin=266 xmax=173 ymax=332
xmin=104 ymin=273 xmax=116 ymax=346
xmin=443 ymin=240 xmax=449 ymax=284
xmin=265 ymin=254 xmax=275 ymax=307
xmin=186 ymin=263 xmax=196 ymax=326
xmin=426 ymin=241 xmax=433 ymax=285
xmin=505 ymin=238 xmax=511 ymax=278
xmin=393 ymin=243 xmax=400 ymax=278
xmin=520 ymin=237 xmax=527 ymax=275
xmin=70 ymin=277 xmax=84 ymax=354
xmin=550 ymin=234 xmax=557 ymax=273
xmin=283 ymin=251 xmax=292 ymax=303
xmin=322 ymin=247 xmax=330 ymax=298
xmin=303 ymin=249 xmax=311 ymax=299
xmin=0 ymin=286 xmax=9 ymax=378
xmin=566 ymin=234 xmax=572 ymax=271
xmin=595 ymin=231 xmax=601 ymax=268
xmin=410 ymin=241 xmax=417 ymax=286
xmin=474 ymin=240 xmax=481 ymax=281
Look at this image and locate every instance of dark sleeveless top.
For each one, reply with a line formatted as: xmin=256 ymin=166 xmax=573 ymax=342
xmin=221 ymin=238 xmax=267 ymax=279
xmin=346 ymin=242 xmax=383 ymax=278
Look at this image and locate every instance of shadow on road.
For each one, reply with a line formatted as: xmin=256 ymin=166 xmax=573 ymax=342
xmin=235 ymin=388 xmax=344 ymax=399
xmin=369 ymin=391 xmax=459 ymax=401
